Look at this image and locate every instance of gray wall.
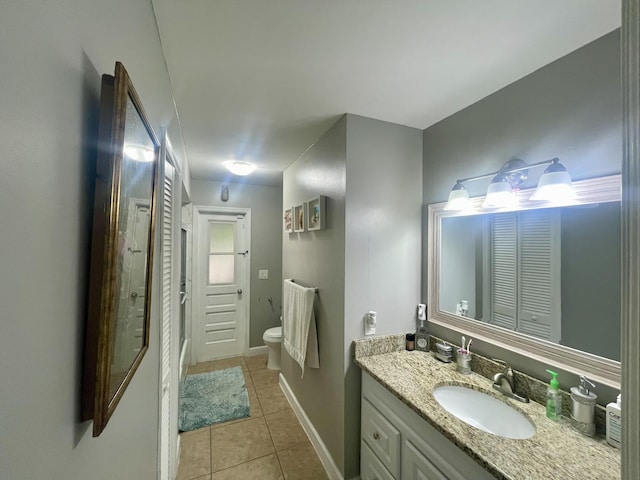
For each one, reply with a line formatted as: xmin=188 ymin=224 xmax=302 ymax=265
xmin=190 ymin=179 xmax=283 ymax=347
xmin=422 ymin=30 xmax=621 ymax=399
xmin=343 ymin=114 xmax=423 ymax=479
xmin=0 ymin=1 xmax=187 ymax=479
xmin=282 ymin=114 xmax=422 ymax=479
xmin=283 ymin=116 xmax=348 ymax=473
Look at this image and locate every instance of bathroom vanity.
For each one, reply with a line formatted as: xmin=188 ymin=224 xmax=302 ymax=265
xmin=354 ymin=336 xmax=620 ymax=480
xmin=361 ymin=371 xmax=494 ymax=480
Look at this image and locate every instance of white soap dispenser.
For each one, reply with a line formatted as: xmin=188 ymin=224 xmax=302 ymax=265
xmin=570 ymin=376 xmax=597 ymax=437
xmin=606 ymin=393 xmax=622 ymax=448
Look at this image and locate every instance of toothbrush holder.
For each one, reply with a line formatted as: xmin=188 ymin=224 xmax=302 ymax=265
xmin=456 ymin=350 xmax=472 ymax=375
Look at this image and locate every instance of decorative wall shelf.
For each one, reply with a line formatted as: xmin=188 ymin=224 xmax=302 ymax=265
xmin=307 ymin=195 xmax=326 ymax=231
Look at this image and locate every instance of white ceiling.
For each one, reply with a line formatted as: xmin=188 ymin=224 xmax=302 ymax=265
xmin=152 ymin=1 xmax=620 ymax=186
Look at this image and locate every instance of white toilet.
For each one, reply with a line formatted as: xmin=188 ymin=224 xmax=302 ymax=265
xmin=262 ymin=326 xmax=282 ymax=370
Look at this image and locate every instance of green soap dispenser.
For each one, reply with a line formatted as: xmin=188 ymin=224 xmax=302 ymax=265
xmin=546 ymin=370 xmax=562 ymax=421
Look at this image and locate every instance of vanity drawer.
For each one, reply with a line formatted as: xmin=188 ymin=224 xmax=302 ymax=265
xmin=361 ymin=441 xmax=395 ymax=480
xmin=361 ymin=397 xmax=401 ymax=478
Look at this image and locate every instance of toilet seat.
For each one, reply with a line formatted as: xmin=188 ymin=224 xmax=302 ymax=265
xmin=263 ymin=326 xmax=282 ymax=341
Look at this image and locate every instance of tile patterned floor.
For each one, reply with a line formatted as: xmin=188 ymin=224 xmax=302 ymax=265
xmin=176 ymin=355 xmax=329 ymax=480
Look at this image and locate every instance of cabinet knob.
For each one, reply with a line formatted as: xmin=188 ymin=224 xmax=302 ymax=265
xmin=372 ymin=431 xmax=380 ymax=440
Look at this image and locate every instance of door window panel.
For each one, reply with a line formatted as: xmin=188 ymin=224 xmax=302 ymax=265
xmin=208 ymin=221 xmax=235 ymax=285
xmin=208 ymin=255 xmax=234 ymax=284
xmin=209 ymin=222 xmax=234 ymax=252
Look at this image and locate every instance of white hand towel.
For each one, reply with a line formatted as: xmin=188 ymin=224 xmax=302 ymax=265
xmin=283 ymin=279 xmax=319 ymax=377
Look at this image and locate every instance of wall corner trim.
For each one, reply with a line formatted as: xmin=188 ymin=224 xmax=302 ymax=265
xmin=622 ymin=0 xmax=640 ymax=478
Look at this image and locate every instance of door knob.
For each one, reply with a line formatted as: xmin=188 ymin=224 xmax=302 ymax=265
xmin=237 ymin=289 xmax=243 ymax=294
xmin=130 ymin=292 xmax=138 ymax=300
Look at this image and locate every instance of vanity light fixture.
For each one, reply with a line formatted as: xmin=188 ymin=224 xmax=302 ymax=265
xmin=482 ymin=174 xmax=519 ymax=208
xmin=530 ymin=159 xmax=576 ymax=202
xmin=223 ymin=160 xmax=256 ymax=176
xmin=443 ymin=182 xmax=473 ymax=211
xmin=443 ymin=157 xmax=575 ymax=211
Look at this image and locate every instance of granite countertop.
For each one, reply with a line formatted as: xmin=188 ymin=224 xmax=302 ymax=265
xmin=354 ymin=337 xmax=621 ymax=480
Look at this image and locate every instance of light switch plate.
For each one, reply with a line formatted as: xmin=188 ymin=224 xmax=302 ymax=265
xmin=258 ymin=269 xmax=269 ymax=280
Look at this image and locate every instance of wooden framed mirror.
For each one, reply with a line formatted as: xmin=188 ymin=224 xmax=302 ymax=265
xmin=82 ymin=62 xmax=159 ymax=436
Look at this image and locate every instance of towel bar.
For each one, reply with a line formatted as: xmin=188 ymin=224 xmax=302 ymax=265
xmin=287 ymin=278 xmax=319 ymax=293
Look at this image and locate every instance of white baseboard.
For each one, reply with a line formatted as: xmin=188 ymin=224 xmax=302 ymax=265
xmin=247 ymin=345 xmax=268 ymax=356
xmin=279 ymin=374 xmax=343 ymax=480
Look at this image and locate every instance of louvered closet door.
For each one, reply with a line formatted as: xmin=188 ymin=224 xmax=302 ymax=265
xmin=490 ymin=212 xmax=518 ymax=330
xmin=160 ymin=160 xmax=175 ymax=480
xmin=517 ymin=209 xmax=561 ymax=342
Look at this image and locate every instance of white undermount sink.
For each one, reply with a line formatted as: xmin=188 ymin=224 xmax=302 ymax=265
xmin=433 ymin=385 xmax=536 ymax=439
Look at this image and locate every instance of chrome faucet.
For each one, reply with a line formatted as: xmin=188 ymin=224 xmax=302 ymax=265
xmin=492 ymin=359 xmax=529 ymax=403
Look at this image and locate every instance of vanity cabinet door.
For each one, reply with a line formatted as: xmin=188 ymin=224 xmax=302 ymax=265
xmin=401 ymin=438 xmax=447 ymax=480
xmin=361 ymin=397 xmax=401 ymax=478
xmin=361 ymin=441 xmax=396 ymax=480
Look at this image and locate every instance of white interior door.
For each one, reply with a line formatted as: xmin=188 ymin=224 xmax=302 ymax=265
xmin=195 ymin=211 xmax=248 ymax=362
xmin=114 ymin=199 xmax=150 ymax=371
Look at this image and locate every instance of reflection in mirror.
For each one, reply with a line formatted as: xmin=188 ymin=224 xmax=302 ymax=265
xmin=109 ymin=95 xmax=156 ymax=401
xmin=440 ymin=202 xmax=620 ymax=361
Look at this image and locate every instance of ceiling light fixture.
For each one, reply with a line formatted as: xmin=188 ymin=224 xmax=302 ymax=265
xmin=223 ymin=160 xmax=256 ymax=176
xmin=124 ymin=144 xmax=155 ymax=162
xmin=444 ymin=157 xmax=575 ymax=211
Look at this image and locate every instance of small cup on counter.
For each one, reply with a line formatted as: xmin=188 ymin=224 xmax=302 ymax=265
xmin=456 ymin=349 xmax=472 ymax=375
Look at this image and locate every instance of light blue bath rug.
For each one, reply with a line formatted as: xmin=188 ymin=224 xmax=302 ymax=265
xmin=179 ymin=366 xmax=250 ymax=432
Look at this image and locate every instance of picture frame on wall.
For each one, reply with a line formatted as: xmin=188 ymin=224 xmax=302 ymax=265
xmin=293 ymin=203 xmax=306 ymax=233
xmin=283 ymin=207 xmax=293 ymax=233
xmin=307 ymin=195 xmax=326 ymax=231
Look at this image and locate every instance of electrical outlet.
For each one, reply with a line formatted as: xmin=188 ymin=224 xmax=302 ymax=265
xmin=258 ymin=269 xmax=269 ymax=280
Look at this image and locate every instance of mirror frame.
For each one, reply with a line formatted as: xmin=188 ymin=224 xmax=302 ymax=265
xmin=427 ymin=174 xmax=621 ymax=388
xmin=82 ymin=62 xmax=159 ymax=436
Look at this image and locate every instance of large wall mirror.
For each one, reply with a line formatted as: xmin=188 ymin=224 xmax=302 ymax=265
xmin=428 ymin=175 xmax=621 ymax=388
xmin=82 ymin=62 xmax=159 ymax=436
